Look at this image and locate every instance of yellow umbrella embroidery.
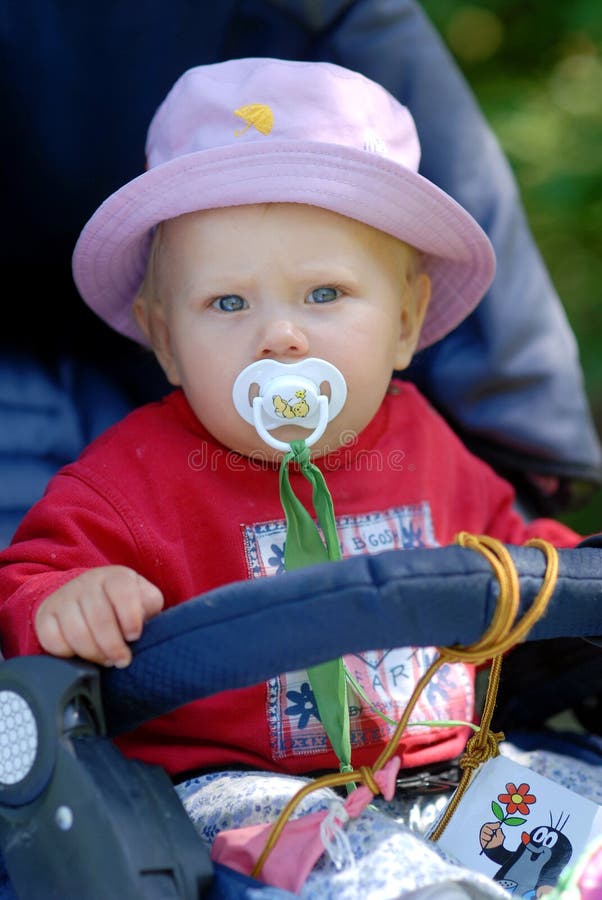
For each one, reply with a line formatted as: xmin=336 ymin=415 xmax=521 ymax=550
xmin=234 ymin=104 xmax=274 ymax=137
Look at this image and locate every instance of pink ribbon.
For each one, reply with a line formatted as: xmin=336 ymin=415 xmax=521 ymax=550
xmin=211 ymin=757 xmax=401 ymax=893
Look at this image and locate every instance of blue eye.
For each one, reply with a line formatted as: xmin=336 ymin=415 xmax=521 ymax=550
xmin=307 ymin=286 xmax=340 ymax=304
xmin=212 ymin=295 xmax=248 ymax=312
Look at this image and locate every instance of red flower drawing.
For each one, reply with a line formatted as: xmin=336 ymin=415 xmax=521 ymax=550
xmin=497 ymin=782 xmax=536 ymax=816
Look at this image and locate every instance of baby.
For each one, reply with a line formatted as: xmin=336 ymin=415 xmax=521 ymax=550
xmin=0 ymin=57 xmax=586 ymax=896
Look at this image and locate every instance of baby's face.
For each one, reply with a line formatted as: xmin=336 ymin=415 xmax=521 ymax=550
xmin=137 ymin=203 xmax=429 ymax=459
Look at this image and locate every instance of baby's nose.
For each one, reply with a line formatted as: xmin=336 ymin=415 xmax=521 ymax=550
xmin=256 ymin=319 xmax=309 ymax=359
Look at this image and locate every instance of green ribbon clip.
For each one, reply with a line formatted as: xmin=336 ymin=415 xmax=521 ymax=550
xmin=279 ymin=440 xmax=351 ymax=773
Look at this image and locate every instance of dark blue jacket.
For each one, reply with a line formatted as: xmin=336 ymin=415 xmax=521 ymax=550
xmin=1 ymin=0 xmax=600 ymax=546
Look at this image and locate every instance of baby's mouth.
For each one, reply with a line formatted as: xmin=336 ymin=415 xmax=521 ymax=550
xmin=232 ymin=358 xmax=347 ymax=452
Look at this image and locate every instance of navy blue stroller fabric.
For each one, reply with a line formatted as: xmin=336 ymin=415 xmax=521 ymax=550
xmin=1 ymin=0 xmax=600 ymax=547
xmin=0 ymin=863 xmax=15 ymax=900
xmin=208 ymin=865 xmax=297 ymax=899
xmin=100 ymin=543 xmax=602 ymax=736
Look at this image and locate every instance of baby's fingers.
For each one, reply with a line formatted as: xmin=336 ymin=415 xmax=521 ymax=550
xmin=138 ymin=574 xmax=164 ymax=620
xmin=37 ymin=600 xmax=110 ymax=665
xmin=35 ymin=567 xmax=164 ymax=668
xmin=79 ymin=586 xmax=135 ymax=668
xmin=35 ymin=608 xmax=76 ymax=658
xmin=102 ymin=569 xmax=164 ymax=644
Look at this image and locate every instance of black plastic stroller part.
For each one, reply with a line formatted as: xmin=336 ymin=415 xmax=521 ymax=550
xmin=0 ymin=656 xmax=212 ymax=899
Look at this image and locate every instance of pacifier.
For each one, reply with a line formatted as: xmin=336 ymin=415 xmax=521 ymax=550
xmin=232 ymin=358 xmax=347 ymax=452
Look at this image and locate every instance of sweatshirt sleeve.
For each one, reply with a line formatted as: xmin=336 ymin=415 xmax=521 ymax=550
xmin=407 ymin=385 xmax=583 ymax=549
xmin=0 ymin=466 xmax=148 ymax=657
xmin=470 ymin=451 xmax=581 ymax=548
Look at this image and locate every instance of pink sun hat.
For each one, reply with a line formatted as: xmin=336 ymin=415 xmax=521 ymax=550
xmin=72 ymin=57 xmax=495 ymax=350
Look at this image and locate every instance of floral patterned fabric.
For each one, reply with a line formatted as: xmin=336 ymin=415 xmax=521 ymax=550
xmin=175 ymin=743 xmax=602 ymax=898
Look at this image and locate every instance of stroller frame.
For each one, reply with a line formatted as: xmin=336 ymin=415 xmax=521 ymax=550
xmin=1 ymin=539 xmax=601 ymax=898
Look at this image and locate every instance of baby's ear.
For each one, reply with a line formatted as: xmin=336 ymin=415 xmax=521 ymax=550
xmin=394 ymin=273 xmax=431 ymax=371
xmin=133 ymin=295 xmax=182 ymax=386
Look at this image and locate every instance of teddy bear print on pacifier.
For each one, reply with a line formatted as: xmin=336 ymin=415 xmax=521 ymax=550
xmin=232 ymin=358 xmax=347 ymax=452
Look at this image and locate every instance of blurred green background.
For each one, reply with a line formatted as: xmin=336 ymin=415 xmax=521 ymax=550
xmin=423 ymin=0 xmax=602 ymax=534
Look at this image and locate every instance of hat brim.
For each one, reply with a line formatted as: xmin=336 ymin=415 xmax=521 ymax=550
xmin=72 ymin=141 xmax=495 ymax=350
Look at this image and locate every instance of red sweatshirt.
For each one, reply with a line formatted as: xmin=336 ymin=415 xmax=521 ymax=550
xmin=0 ymin=382 xmax=578 ymax=777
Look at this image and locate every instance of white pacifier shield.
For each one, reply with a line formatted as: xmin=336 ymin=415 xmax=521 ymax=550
xmin=232 ymin=358 xmax=347 ymax=451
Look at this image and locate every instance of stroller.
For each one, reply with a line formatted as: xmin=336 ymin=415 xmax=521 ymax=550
xmin=1 ymin=538 xmax=602 ymax=898
xmin=1 ymin=2 xmax=601 ymax=897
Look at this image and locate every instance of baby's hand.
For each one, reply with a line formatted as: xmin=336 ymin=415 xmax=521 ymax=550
xmin=35 ymin=566 xmax=164 ymax=668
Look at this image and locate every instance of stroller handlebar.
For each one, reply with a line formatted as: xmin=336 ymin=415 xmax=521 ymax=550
xmin=100 ymin=543 xmax=602 ymax=735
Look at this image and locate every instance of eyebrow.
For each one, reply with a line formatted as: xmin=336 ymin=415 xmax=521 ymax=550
xmin=290 ymin=263 xmax=358 ymax=283
xmin=195 ymin=262 xmax=359 ymax=291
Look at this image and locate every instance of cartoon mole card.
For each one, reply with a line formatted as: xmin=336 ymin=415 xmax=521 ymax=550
xmin=435 ymin=755 xmax=602 ymax=897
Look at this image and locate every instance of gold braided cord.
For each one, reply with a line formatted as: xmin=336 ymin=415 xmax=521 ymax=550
xmin=358 ymin=765 xmax=380 ymax=795
xmin=430 ymin=535 xmax=559 ymax=841
xmin=429 ymin=653 xmax=505 ymax=842
xmin=451 ymin=533 xmax=520 ymax=655
xmin=515 ymin=538 xmax=559 ymax=642
xmin=372 ymin=654 xmax=446 ymax=772
xmin=250 ymin=534 xmax=559 ymax=879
